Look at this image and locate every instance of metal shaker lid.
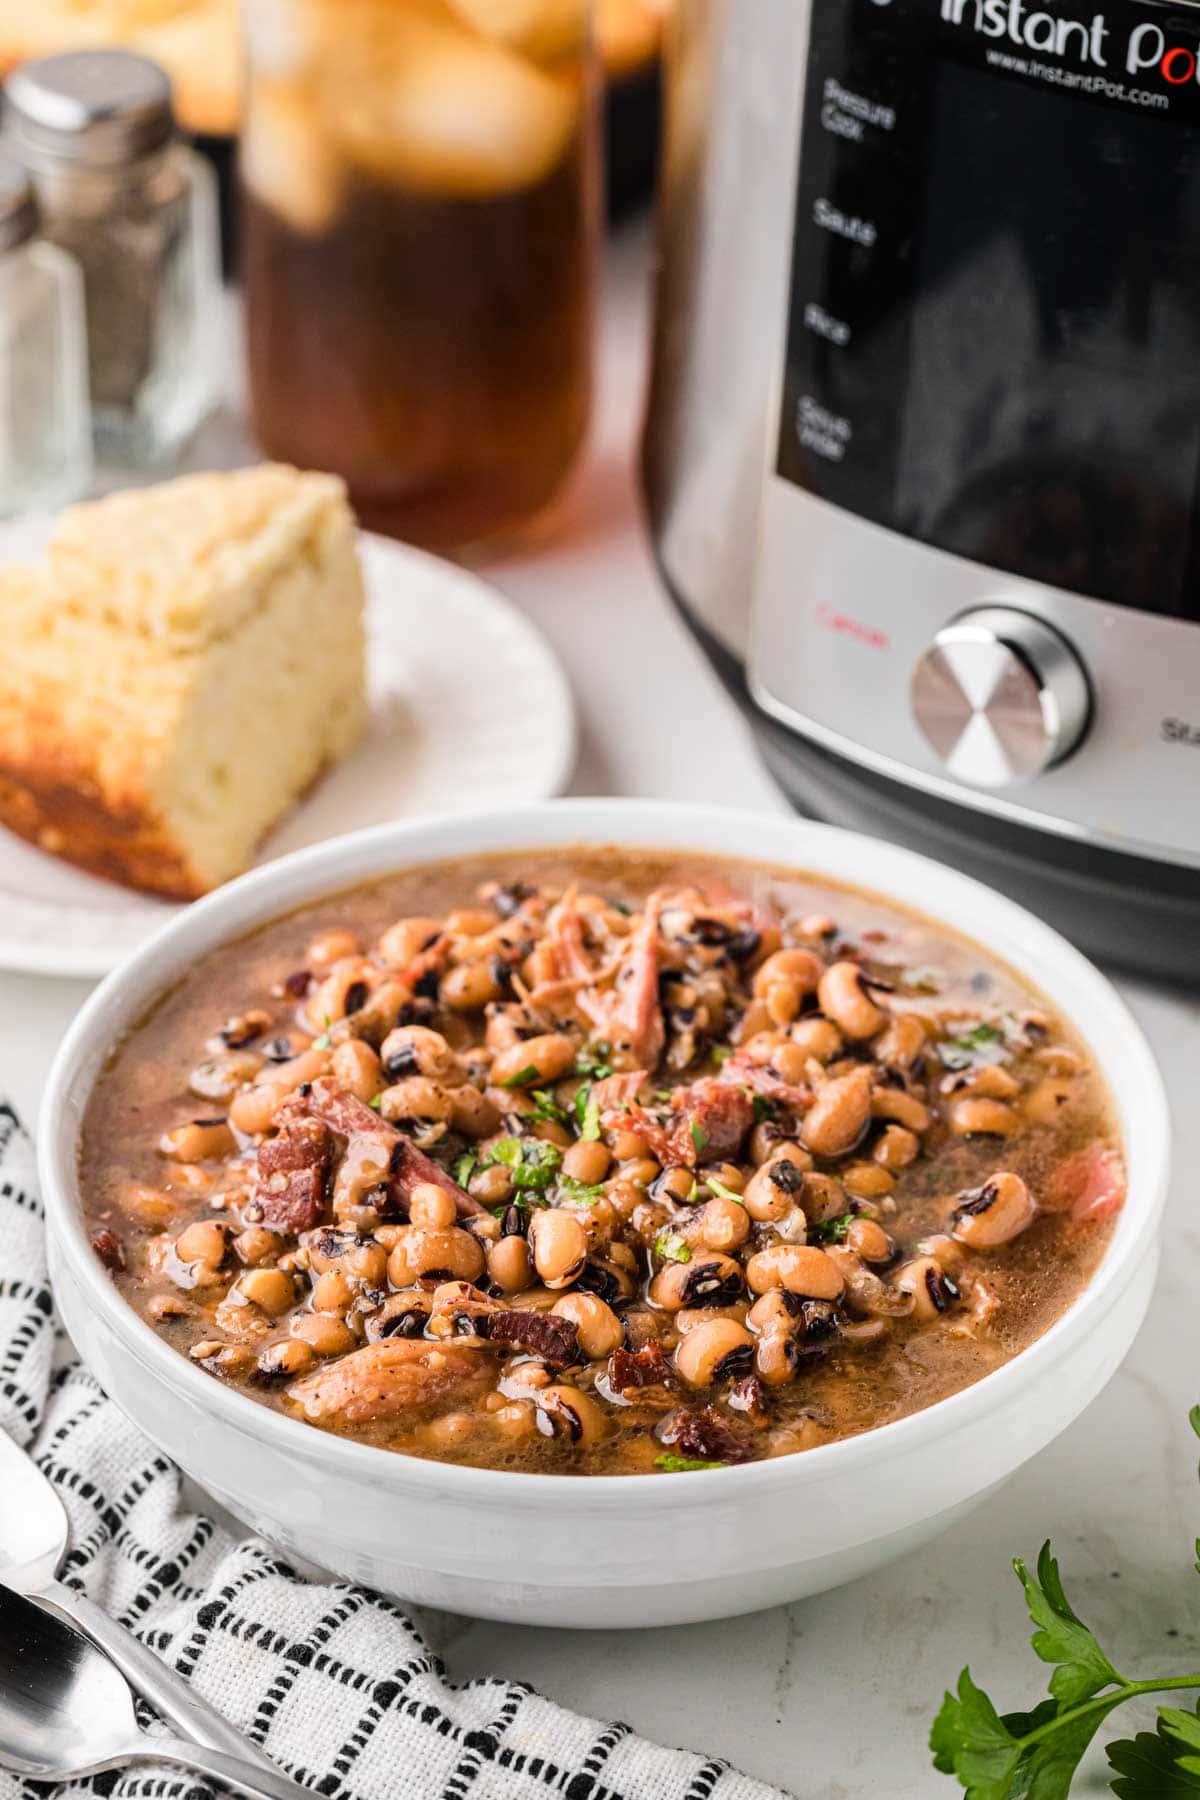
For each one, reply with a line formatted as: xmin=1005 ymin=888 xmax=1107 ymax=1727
xmin=4 ymin=50 xmax=175 ymax=169
xmin=0 ymin=152 xmax=36 ymax=253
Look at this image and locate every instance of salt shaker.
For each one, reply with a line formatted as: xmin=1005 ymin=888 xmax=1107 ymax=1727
xmin=4 ymin=50 xmax=220 ymax=466
xmin=0 ymin=153 xmax=91 ymax=517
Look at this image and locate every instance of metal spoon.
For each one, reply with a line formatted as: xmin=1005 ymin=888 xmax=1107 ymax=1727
xmin=0 ymin=1425 xmax=279 ymax=1771
xmin=0 ymin=1585 xmax=310 ymax=1800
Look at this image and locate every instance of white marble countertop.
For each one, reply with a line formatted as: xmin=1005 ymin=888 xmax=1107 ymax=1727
xmin=5 ymin=227 xmax=1198 ymax=1799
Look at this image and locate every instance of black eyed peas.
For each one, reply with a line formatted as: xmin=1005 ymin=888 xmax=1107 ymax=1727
xmin=551 ymin=1292 xmax=623 ymax=1358
xmin=895 ymin=1256 xmax=959 ymax=1323
xmin=802 ymin=1065 xmax=873 ymax=1158
xmin=491 ymin=1033 xmax=576 ymax=1088
xmin=817 ymin=960 xmax=886 ymax=1039
xmin=675 ymin=1318 xmax=755 ymax=1387
xmin=387 ymin=1226 xmax=485 ymax=1287
xmin=951 ymin=1173 xmax=1036 ymax=1249
xmin=330 ymin=1039 xmax=382 ymax=1103
xmin=85 ymin=851 xmax=1121 ymax=1474
xmin=381 ymin=1025 xmax=464 ymax=1086
xmin=527 ymin=1209 xmax=589 ymax=1288
xmin=159 ymin=1120 xmax=235 ymax=1162
xmin=745 ymin=1244 xmax=845 ymax=1301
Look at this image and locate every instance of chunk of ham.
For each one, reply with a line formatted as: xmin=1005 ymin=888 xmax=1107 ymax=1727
xmin=275 ymin=1079 xmax=485 ymax=1217
xmin=1045 ymin=1142 xmax=1126 ymax=1224
xmin=289 ymin=1339 xmax=491 ymax=1427
xmin=253 ymin=1118 xmax=333 ymax=1233
xmin=609 ymin=891 xmax=665 ymax=1069
xmin=718 ymin=1055 xmax=812 ymax=1116
xmin=667 ymin=1077 xmax=754 ymax=1166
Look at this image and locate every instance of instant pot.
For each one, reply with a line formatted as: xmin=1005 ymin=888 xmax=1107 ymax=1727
xmin=643 ymin=0 xmax=1200 ymax=975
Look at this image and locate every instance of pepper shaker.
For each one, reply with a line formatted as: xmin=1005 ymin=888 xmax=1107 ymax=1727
xmin=0 ymin=153 xmax=91 ymax=516
xmin=4 ymin=50 xmax=221 ymax=467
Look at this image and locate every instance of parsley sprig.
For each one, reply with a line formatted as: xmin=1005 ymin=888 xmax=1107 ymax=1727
xmin=931 ymin=1406 xmax=1200 ymax=1798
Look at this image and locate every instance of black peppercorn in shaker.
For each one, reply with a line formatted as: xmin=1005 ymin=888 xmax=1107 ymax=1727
xmin=4 ymin=49 xmax=221 ymax=467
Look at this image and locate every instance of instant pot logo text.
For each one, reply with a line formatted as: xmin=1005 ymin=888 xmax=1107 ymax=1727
xmin=941 ymin=1 xmax=1200 ymax=88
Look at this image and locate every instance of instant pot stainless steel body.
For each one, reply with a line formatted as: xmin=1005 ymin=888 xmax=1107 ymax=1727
xmin=644 ymin=0 xmax=1200 ymax=975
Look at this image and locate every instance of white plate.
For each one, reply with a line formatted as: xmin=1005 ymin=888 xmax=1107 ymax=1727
xmin=0 ymin=529 xmax=575 ymax=977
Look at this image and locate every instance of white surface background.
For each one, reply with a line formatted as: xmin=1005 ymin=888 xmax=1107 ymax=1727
xmin=6 ymin=227 xmax=1198 ymax=1798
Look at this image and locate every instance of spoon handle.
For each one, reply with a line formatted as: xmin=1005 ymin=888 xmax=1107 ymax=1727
xmin=33 ymin=1579 xmax=278 ymax=1774
xmin=131 ymin=1732 xmax=315 ymax=1800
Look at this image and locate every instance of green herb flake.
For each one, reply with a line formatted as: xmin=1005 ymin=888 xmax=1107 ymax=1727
xmin=751 ymin=1095 xmax=781 ymax=1124
xmin=560 ymin=1174 xmax=605 ymax=1204
xmin=810 ymin=1213 xmax=854 ymax=1244
xmin=704 ymin=1175 xmax=745 ymax=1206
xmin=690 ymin=1122 xmax=709 ymax=1154
xmin=499 ymin=1064 xmax=540 ymax=1090
xmin=452 ymin=1149 xmax=478 ymax=1188
xmin=654 ymin=1230 xmax=691 ymax=1265
xmin=481 ymin=1136 xmax=562 ymax=1191
xmin=710 ymin=1044 xmax=734 ymax=1066
xmin=575 ymin=1081 xmax=602 ymax=1141
xmin=367 ymin=1093 xmax=383 ymax=1112
xmin=940 ymin=1023 xmax=1010 ymax=1073
xmin=574 ymin=1045 xmax=614 ymax=1081
xmin=529 ymin=1088 xmax=570 ymax=1127
xmin=655 ymin=1453 xmax=728 ymax=1473
xmin=312 ymin=1033 xmax=331 ymax=1051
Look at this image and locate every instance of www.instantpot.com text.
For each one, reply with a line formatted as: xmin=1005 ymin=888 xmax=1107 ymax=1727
xmin=942 ymin=0 xmax=1200 ymax=91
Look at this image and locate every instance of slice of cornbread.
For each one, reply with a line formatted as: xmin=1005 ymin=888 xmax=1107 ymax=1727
xmin=0 ymin=465 xmax=367 ymax=899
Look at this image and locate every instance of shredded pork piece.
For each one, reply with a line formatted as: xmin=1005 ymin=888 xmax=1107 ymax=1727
xmin=667 ymin=1077 xmax=754 ymax=1166
xmin=609 ymin=890 xmax=665 ymax=1068
xmin=253 ymin=1119 xmax=334 ymax=1232
xmin=289 ymin=1339 xmax=491 ymax=1425
xmin=276 ymin=1079 xmax=486 ymax=1217
xmin=488 ymin=1311 xmax=580 ymax=1368
xmin=719 ymin=1054 xmax=812 ymax=1115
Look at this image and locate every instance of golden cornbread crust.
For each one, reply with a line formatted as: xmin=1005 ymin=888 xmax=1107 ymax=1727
xmin=0 ymin=465 xmax=367 ymax=900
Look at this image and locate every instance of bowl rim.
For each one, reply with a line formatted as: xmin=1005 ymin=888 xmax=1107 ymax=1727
xmin=39 ymin=798 xmax=1172 ymax=1509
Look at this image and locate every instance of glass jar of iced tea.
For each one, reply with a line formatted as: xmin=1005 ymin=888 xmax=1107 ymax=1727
xmin=240 ymin=0 xmax=600 ymax=550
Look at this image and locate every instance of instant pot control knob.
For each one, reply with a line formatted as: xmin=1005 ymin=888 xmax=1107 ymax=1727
xmin=910 ymin=607 xmax=1091 ymax=788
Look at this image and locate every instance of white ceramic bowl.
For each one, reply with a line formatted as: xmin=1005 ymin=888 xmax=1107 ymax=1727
xmin=40 ymin=801 xmax=1170 ymax=1629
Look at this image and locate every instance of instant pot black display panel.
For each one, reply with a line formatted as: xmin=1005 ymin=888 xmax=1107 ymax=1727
xmin=777 ymin=0 xmax=1200 ymax=619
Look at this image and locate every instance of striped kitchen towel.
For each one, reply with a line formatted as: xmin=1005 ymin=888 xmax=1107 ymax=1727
xmin=0 ymin=1105 xmax=789 ymax=1800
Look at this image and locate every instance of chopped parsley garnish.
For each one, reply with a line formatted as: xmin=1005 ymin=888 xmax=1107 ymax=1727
xmin=575 ymin=1082 xmax=601 ymax=1141
xmin=452 ymin=1149 xmax=478 ymax=1188
xmin=690 ymin=1122 xmax=709 ymax=1154
xmin=710 ymin=1044 xmax=734 ymax=1066
xmin=529 ymin=1088 xmax=570 ymax=1127
xmin=574 ymin=1045 xmax=614 ymax=1081
xmin=655 ymin=1453 xmax=727 ymax=1473
xmin=499 ymin=1063 xmax=541 ymax=1089
xmin=940 ymin=1022 xmax=1009 ymax=1072
xmin=704 ymin=1175 xmax=745 ymax=1206
xmin=311 ymin=1033 xmax=331 ymax=1051
xmin=752 ymin=1094 xmax=782 ymax=1124
xmin=560 ymin=1174 xmax=605 ymax=1203
xmin=367 ymin=1093 xmax=383 ymax=1112
xmin=654 ymin=1229 xmax=691 ymax=1264
xmin=481 ymin=1137 xmax=562 ymax=1191
xmin=810 ymin=1213 xmax=855 ymax=1244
